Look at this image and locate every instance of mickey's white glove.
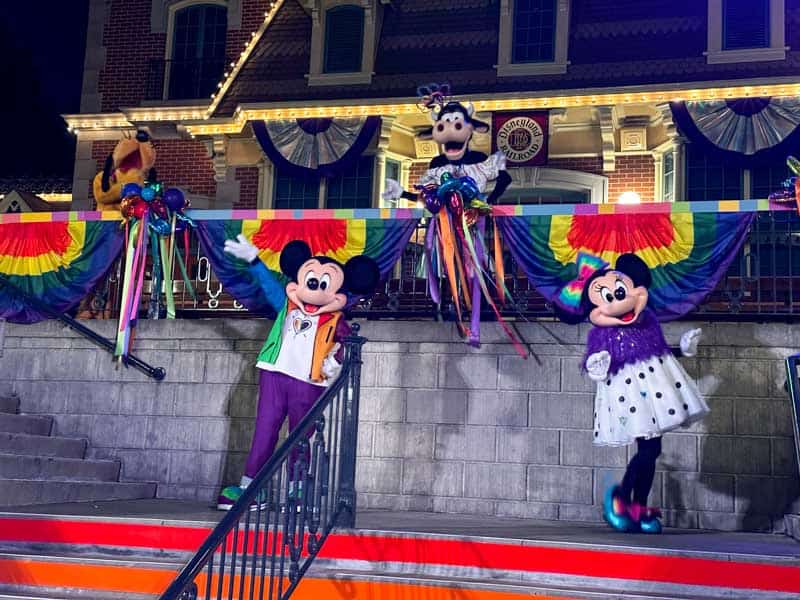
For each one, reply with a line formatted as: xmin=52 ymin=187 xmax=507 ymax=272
xmin=680 ymin=328 xmax=702 ymax=357
xmin=382 ymin=178 xmax=404 ymax=202
xmin=322 ymin=344 xmax=343 ymax=380
xmin=586 ymin=351 xmax=611 ymax=382
xmin=223 ymin=234 xmax=259 ymax=263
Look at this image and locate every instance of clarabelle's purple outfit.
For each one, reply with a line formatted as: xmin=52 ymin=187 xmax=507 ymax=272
xmin=587 ymin=309 xmax=709 ymax=446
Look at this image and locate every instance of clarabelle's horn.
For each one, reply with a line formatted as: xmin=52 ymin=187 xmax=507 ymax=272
xmin=464 ymin=101 xmax=475 ymax=116
xmin=430 ymin=105 xmax=442 ymax=122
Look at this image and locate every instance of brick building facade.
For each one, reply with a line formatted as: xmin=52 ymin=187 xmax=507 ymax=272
xmin=67 ymin=0 xmax=800 ymax=209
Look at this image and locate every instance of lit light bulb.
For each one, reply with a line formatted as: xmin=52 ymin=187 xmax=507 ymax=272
xmin=618 ymin=191 xmax=641 ymax=204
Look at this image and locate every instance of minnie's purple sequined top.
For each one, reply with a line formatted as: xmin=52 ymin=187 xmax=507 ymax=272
xmin=584 ymin=309 xmax=670 ymax=377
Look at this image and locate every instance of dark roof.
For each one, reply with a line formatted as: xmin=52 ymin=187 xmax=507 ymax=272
xmin=216 ymin=0 xmax=800 ymax=116
xmin=2 ymin=190 xmax=71 ymax=212
xmin=0 ymin=176 xmax=73 ymax=196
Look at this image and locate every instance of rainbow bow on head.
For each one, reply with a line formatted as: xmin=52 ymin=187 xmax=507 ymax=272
xmin=555 ymin=252 xmax=609 ymax=313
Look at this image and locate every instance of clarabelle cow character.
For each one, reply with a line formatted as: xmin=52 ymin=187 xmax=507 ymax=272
xmin=554 ymin=252 xmax=709 ymax=534
xmin=383 ymin=85 xmax=511 ymax=205
xmin=217 ymin=236 xmax=380 ymax=510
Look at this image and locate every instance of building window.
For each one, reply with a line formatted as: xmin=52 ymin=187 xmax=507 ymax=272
xmin=272 ymin=156 xmax=375 ymax=209
xmin=500 ymin=188 xmax=589 ymax=205
xmin=325 ymin=155 xmax=374 ymax=209
xmin=324 ymin=5 xmax=364 ymax=73
xmin=685 ymin=145 xmax=743 ymax=202
xmin=723 ymin=0 xmax=769 ymax=50
xmin=706 ymin=0 xmax=785 ymax=64
xmin=167 ymin=3 xmax=228 ymax=100
xmin=751 ymin=162 xmax=790 ymax=198
xmin=512 ymin=0 xmax=556 ymax=63
xmin=307 ymin=1 xmax=381 ymax=86
xmin=506 ymin=167 xmax=608 ymax=203
xmin=663 ymin=152 xmax=675 ymax=202
xmin=274 ymin=170 xmax=320 ymax=209
xmin=497 ymin=0 xmax=570 ymax=76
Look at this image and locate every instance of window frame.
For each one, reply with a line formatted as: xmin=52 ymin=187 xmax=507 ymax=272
xmin=270 ymin=154 xmax=377 ymax=209
xmin=496 ymin=0 xmax=570 ymax=77
xmin=506 ymin=167 xmax=608 ymax=204
xmin=163 ymin=0 xmax=229 ymax=101
xmin=306 ymin=0 xmax=378 ymax=86
xmin=705 ymin=0 xmax=786 ymax=64
xmin=323 ymin=4 xmax=365 ymax=74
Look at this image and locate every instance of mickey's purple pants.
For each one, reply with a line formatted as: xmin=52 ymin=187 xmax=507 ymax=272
xmin=243 ymin=370 xmax=325 ymax=480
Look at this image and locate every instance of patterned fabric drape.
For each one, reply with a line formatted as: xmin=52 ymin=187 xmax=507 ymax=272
xmin=671 ymin=98 xmax=800 ymax=166
xmin=252 ymin=117 xmax=382 ymax=179
xmin=0 ymin=221 xmax=124 ymax=323
xmin=195 ymin=217 xmax=419 ymax=314
xmin=497 ymin=211 xmax=755 ymax=320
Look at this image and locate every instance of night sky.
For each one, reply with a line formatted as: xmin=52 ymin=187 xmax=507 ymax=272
xmin=0 ymin=1 xmax=90 ymax=179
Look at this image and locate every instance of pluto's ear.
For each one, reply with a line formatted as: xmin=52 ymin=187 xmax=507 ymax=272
xmin=279 ymin=240 xmax=312 ymax=280
xmin=615 ymin=253 xmax=652 ymax=288
xmin=343 ymin=255 xmax=380 ymax=296
xmin=101 ymin=155 xmax=114 ymax=192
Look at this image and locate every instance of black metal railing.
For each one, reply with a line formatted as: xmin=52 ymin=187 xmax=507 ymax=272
xmin=159 ymin=326 xmax=366 ymax=600
xmin=0 ymin=275 xmax=166 ymax=381
xmin=82 ymin=211 xmax=800 ymax=322
xmin=784 ymin=353 xmax=800 ymax=480
xmin=145 ymin=57 xmax=229 ymax=101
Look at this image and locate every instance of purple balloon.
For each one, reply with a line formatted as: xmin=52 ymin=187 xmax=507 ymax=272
xmin=421 ymin=186 xmax=441 ymax=214
xmin=163 ymin=187 xmax=186 ymax=212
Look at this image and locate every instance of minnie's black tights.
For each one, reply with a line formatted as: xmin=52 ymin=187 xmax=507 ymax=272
xmin=620 ymin=436 xmax=662 ymax=506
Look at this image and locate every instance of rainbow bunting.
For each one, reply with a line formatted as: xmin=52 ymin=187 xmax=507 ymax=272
xmin=195 ymin=218 xmax=419 ymax=313
xmin=0 ymin=221 xmax=124 ymax=323
xmin=497 ymin=211 xmax=756 ymax=320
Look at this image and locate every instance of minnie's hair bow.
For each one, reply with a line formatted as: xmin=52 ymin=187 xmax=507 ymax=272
xmin=554 ymin=252 xmax=609 ymax=313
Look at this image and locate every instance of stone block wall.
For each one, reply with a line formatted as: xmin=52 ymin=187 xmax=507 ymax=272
xmin=0 ymin=317 xmax=797 ymax=531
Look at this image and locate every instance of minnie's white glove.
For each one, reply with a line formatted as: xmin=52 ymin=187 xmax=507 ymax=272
xmin=322 ymin=344 xmax=343 ymax=380
xmin=382 ymin=178 xmax=404 ymax=202
xmin=680 ymin=328 xmax=702 ymax=357
xmin=223 ymin=234 xmax=259 ymax=263
xmin=586 ymin=351 xmax=611 ymax=382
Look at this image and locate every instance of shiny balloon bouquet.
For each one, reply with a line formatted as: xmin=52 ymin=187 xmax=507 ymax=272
xmin=420 ymin=172 xmax=526 ymax=358
xmin=115 ymin=181 xmax=196 ymax=359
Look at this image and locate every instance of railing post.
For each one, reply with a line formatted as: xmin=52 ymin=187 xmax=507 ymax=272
xmin=785 ymin=355 xmax=800 ymax=480
xmin=337 ymin=323 xmax=366 ymax=528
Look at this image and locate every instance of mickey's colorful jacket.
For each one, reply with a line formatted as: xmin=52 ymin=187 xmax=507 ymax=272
xmin=249 ymin=261 xmax=350 ymax=383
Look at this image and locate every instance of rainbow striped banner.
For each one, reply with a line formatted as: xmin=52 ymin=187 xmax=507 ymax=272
xmin=0 ymin=220 xmax=124 ymax=323
xmin=0 ymin=200 xmax=794 ymax=225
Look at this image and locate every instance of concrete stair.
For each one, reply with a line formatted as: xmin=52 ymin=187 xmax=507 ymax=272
xmin=0 ymin=504 xmax=798 ymax=600
xmin=0 ymin=394 xmax=156 ymax=508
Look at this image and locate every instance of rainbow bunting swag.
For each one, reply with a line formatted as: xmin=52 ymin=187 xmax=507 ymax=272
xmin=195 ymin=218 xmax=420 ymax=314
xmin=0 ymin=221 xmax=124 ymax=323
xmin=497 ymin=211 xmax=756 ymax=320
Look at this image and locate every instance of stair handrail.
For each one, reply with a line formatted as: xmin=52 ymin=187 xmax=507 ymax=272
xmin=784 ymin=353 xmax=800 ymax=480
xmin=159 ymin=325 xmax=366 ymax=600
xmin=0 ymin=274 xmax=166 ymax=381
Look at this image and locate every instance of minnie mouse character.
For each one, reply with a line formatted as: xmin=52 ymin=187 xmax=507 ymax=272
xmin=383 ymin=84 xmax=511 ymax=204
xmin=554 ymin=252 xmax=709 ymax=533
xmin=217 ymin=235 xmax=380 ymax=510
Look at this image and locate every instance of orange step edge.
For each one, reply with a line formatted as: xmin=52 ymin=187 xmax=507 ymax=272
xmin=0 ymin=557 xmax=572 ymax=600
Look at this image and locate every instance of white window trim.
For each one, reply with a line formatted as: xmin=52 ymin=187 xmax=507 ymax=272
xmin=305 ymin=0 xmax=379 ymax=86
xmin=163 ymin=0 xmax=228 ymax=101
xmin=508 ymin=167 xmax=608 ymax=204
xmin=496 ymin=0 xmax=571 ymax=77
xmin=705 ymin=0 xmax=787 ymax=64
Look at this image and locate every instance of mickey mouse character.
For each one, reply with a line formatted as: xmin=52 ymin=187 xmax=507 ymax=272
xmin=554 ymin=252 xmax=709 ymax=534
xmin=217 ymin=235 xmax=380 ymax=510
xmin=383 ymin=85 xmax=511 ymax=204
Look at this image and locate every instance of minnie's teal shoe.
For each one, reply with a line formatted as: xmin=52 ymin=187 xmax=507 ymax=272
xmin=637 ymin=506 xmax=663 ymax=534
xmin=602 ymin=485 xmax=636 ymax=532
